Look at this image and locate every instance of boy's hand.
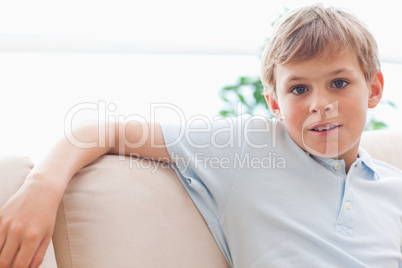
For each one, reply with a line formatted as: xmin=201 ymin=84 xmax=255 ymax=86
xmin=0 ymin=178 xmax=61 ymax=268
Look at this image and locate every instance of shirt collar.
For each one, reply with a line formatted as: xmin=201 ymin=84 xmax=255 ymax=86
xmin=357 ymin=147 xmax=381 ymax=181
xmin=309 ymin=153 xmax=346 ymax=174
xmin=307 ymin=148 xmax=380 ymax=181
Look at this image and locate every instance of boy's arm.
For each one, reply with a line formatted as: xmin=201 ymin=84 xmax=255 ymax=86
xmin=33 ymin=120 xmax=172 ymax=194
xmin=0 ymin=120 xmax=171 ymax=268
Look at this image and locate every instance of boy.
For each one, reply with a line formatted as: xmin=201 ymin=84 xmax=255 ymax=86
xmin=0 ymin=3 xmax=401 ymax=267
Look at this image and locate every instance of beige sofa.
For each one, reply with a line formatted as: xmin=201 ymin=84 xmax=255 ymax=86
xmin=1 ymin=130 xmax=401 ymax=267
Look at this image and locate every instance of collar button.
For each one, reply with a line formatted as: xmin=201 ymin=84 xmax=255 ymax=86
xmin=334 ymin=162 xmax=342 ymax=171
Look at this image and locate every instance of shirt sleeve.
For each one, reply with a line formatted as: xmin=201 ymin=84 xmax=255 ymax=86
xmin=160 ymin=115 xmax=251 ymax=224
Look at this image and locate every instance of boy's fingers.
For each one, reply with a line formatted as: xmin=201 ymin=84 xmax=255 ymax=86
xmin=12 ymin=238 xmax=42 ymax=268
xmin=0 ymin=236 xmax=19 ymax=268
xmin=0 ymin=220 xmax=8 ymax=253
xmin=0 ymin=233 xmax=5 ymax=254
xmin=29 ymin=237 xmax=50 ymax=268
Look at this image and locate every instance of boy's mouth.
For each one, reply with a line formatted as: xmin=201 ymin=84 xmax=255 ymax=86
xmin=309 ymin=123 xmax=340 ymax=132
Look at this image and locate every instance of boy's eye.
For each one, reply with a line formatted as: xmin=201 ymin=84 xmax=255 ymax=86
xmin=331 ymin=80 xmax=348 ymax=88
xmin=291 ymin=86 xmax=308 ymax=95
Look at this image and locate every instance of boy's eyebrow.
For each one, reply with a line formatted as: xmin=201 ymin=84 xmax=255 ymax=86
xmin=329 ymin=68 xmax=352 ymax=76
xmin=286 ymin=68 xmax=353 ymax=82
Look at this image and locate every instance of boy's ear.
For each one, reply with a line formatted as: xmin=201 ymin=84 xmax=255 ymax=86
xmin=264 ymin=93 xmax=281 ymax=117
xmin=368 ymin=71 xmax=384 ymax=109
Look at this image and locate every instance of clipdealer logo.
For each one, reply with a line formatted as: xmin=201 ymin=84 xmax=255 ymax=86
xmin=64 ymin=101 xmax=287 ymax=170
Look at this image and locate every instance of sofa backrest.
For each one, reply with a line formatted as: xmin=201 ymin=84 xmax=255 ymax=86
xmin=360 ymin=130 xmax=402 ymax=170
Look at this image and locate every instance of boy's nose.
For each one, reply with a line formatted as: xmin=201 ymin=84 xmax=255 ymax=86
xmin=309 ymin=90 xmax=337 ymax=115
xmin=310 ymin=101 xmax=335 ymax=114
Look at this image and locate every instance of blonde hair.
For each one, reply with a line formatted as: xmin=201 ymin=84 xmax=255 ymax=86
xmin=260 ymin=3 xmax=380 ymax=96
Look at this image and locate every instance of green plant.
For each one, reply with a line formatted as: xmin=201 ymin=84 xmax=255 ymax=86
xmin=218 ymin=8 xmax=290 ymax=119
xmin=219 ymin=76 xmax=271 ymax=118
xmin=365 ymin=100 xmax=397 ymax=130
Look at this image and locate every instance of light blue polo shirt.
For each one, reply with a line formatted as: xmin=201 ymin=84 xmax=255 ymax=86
xmin=160 ymin=115 xmax=402 ymax=267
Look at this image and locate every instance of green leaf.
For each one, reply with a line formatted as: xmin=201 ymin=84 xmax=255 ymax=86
xmin=382 ymin=100 xmax=397 ymax=108
xmin=240 ymin=77 xmax=252 ymax=85
xmin=372 ymin=121 xmax=387 ymax=130
xmin=222 ymin=86 xmax=237 ymax=91
xmin=365 ymin=119 xmax=388 ymax=131
xmin=253 ymin=90 xmax=264 ymax=102
xmin=237 ymin=94 xmax=250 ymax=108
xmin=219 ymin=110 xmax=228 ymax=116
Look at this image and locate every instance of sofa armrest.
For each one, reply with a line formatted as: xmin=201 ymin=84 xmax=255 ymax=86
xmin=0 ymin=156 xmax=58 ymax=268
xmin=52 ymin=155 xmax=229 ymax=267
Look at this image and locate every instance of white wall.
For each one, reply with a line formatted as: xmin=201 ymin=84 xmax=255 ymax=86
xmin=0 ymin=0 xmax=401 ymax=162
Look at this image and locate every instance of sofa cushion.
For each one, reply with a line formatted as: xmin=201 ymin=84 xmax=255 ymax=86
xmin=52 ymin=155 xmax=229 ymax=267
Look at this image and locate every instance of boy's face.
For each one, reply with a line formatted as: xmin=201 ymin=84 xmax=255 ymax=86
xmin=266 ymin=50 xmax=383 ymax=167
